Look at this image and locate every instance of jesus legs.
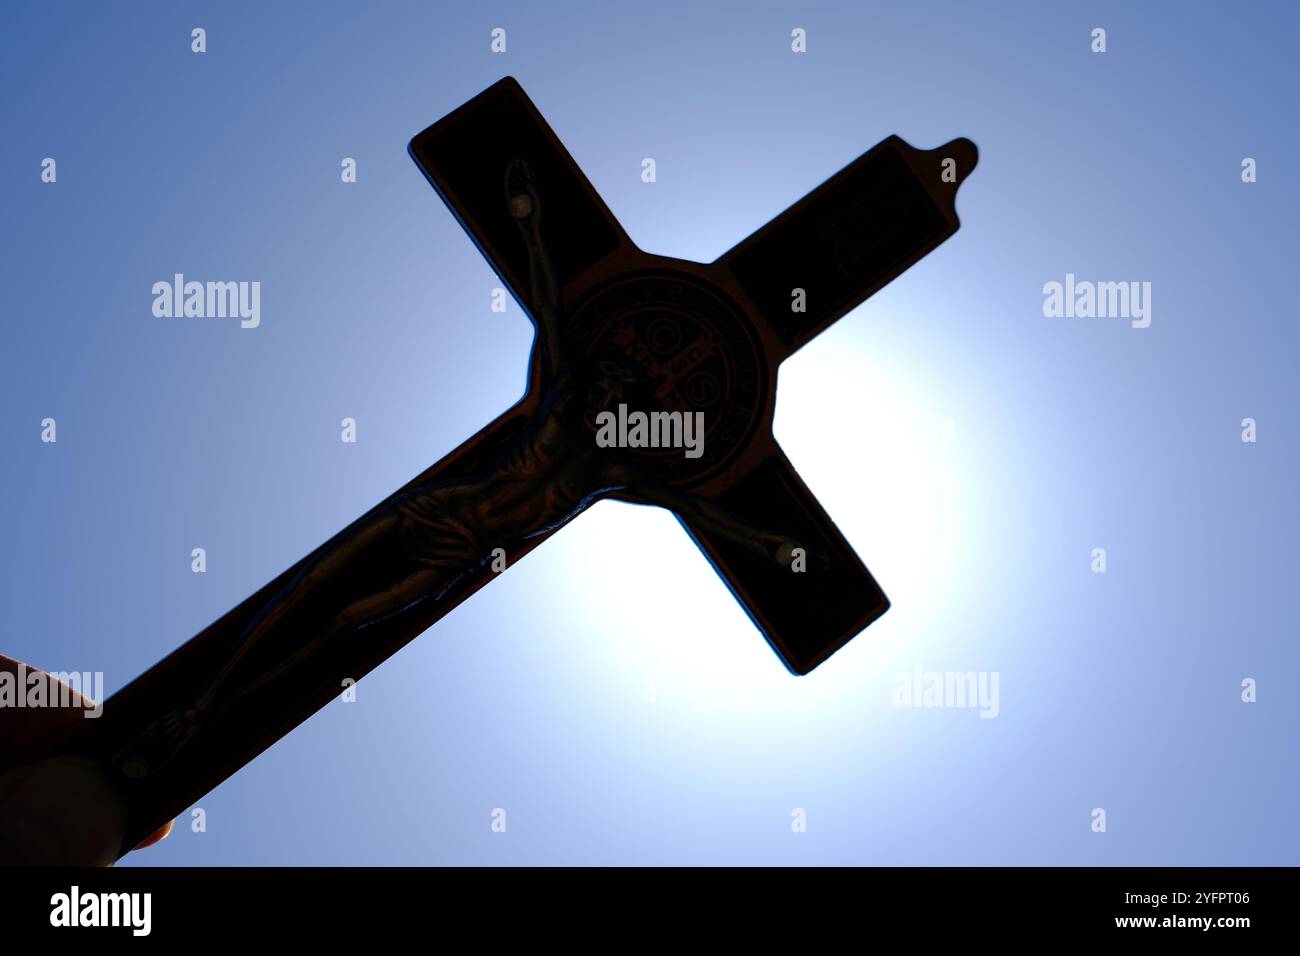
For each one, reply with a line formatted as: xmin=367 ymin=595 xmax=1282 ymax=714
xmin=152 ymin=508 xmax=453 ymax=752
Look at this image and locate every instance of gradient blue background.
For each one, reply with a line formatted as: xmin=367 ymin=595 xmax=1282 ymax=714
xmin=2 ymin=1 xmax=1296 ymax=865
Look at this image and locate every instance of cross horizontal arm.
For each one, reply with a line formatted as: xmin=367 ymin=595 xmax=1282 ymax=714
xmin=409 ymin=76 xmax=632 ymax=320
xmin=673 ymin=444 xmax=889 ymax=674
xmin=718 ymin=135 xmax=977 ymax=360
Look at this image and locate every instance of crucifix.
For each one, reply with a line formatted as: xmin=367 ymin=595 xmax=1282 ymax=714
xmin=34 ymin=77 xmax=977 ymax=859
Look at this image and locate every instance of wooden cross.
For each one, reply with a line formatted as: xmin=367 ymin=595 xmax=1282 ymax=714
xmin=43 ymin=77 xmax=977 ymax=858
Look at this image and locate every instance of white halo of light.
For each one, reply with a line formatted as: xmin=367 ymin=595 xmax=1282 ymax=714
xmin=539 ymin=304 xmax=974 ymax=739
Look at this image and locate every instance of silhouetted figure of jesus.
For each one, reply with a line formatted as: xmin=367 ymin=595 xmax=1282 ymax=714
xmin=146 ymin=159 xmax=803 ymax=759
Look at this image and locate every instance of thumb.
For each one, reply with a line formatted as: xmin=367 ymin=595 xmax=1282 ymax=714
xmin=0 ymin=755 xmax=126 ymax=865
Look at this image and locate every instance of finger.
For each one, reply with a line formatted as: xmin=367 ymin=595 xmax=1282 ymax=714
xmin=0 ymin=656 xmax=171 ymax=864
xmin=0 ymin=654 xmax=98 ymax=771
xmin=0 ymin=756 xmax=126 ymax=866
xmin=132 ymin=819 xmax=174 ymax=851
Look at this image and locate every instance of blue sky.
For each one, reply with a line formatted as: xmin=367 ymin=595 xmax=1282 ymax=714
xmin=1 ymin=1 xmax=1296 ymax=864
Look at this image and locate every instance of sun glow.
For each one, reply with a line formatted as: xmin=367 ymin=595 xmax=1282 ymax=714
xmin=543 ymin=312 xmax=974 ymax=728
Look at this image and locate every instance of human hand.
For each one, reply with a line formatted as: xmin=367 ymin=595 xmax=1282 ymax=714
xmin=0 ymin=655 xmax=172 ymax=866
